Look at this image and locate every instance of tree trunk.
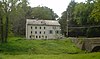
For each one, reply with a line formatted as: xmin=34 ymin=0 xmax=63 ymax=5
xmin=0 ymin=17 xmax=4 ymax=43
xmin=5 ymin=16 xmax=9 ymax=43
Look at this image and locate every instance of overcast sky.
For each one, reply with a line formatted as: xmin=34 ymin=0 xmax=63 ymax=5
xmin=29 ymin=0 xmax=86 ymax=17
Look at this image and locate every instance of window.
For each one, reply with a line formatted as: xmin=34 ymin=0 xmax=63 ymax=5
xmin=31 ymin=26 xmax=32 ymax=29
xmin=40 ymin=27 xmax=41 ymax=29
xmin=36 ymin=36 xmax=38 ymax=38
xmin=45 ymin=36 xmax=47 ymax=38
xmin=53 ymin=26 xmax=56 ymax=29
xmin=49 ymin=30 xmax=53 ymax=34
xmin=30 ymin=36 xmax=31 ymax=38
xmin=42 ymin=35 xmax=44 ymax=38
xmin=56 ymin=30 xmax=59 ymax=34
xmin=44 ymin=27 xmax=45 ymax=29
xmin=39 ymin=31 xmax=41 ymax=34
xmin=31 ymin=31 xmax=32 ymax=34
xmin=44 ymin=31 xmax=45 ymax=34
xmin=35 ymin=27 xmax=37 ymax=29
xmin=35 ymin=31 xmax=37 ymax=34
xmin=39 ymin=36 xmax=41 ymax=38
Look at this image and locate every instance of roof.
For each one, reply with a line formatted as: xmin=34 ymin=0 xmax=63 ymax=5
xmin=26 ymin=19 xmax=60 ymax=26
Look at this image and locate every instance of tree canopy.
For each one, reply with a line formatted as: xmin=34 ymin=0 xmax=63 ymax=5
xmin=32 ymin=6 xmax=58 ymax=20
xmin=59 ymin=0 xmax=100 ymax=37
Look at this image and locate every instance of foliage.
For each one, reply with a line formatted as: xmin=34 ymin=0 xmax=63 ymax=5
xmin=0 ymin=37 xmax=83 ymax=55
xmin=32 ymin=6 xmax=58 ymax=20
xmin=0 ymin=0 xmax=33 ymax=40
xmin=90 ymin=0 xmax=100 ymax=22
xmin=59 ymin=11 xmax=67 ymax=35
xmin=0 ymin=52 xmax=100 ymax=59
xmin=59 ymin=0 xmax=100 ymax=37
xmin=59 ymin=0 xmax=77 ymax=36
xmin=11 ymin=0 xmax=33 ymax=36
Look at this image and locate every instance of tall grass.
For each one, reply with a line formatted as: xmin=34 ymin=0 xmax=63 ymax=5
xmin=1 ymin=52 xmax=100 ymax=59
xmin=0 ymin=37 xmax=83 ymax=55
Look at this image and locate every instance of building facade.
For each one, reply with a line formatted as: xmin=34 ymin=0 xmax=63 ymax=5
xmin=26 ymin=19 xmax=62 ymax=39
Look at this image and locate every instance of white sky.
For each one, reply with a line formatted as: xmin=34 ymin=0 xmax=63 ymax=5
xmin=29 ymin=0 xmax=86 ymax=17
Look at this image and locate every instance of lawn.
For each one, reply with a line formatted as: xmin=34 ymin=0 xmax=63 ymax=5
xmin=0 ymin=52 xmax=100 ymax=59
xmin=0 ymin=37 xmax=100 ymax=59
xmin=0 ymin=37 xmax=83 ymax=55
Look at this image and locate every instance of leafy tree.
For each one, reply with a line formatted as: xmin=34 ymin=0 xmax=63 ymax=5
xmin=32 ymin=6 xmax=58 ymax=20
xmin=0 ymin=0 xmax=10 ymax=43
xmin=59 ymin=11 xmax=67 ymax=36
xmin=60 ymin=0 xmax=100 ymax=37
xmin=59 ymin=0 xmax=77 ymax=36
xmin=0 ymin=0 xmax=32 ymax=43
xmin=11 ymin=0 xmax=33 ymax=36
xmin=90 ymin=0 xmax=100 ymax=22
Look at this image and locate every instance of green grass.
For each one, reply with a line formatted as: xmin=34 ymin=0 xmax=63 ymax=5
xmin=0 ymin=52 xmax=100 ymax=59
xmin=0 ymin=37 xmax=83 ymax=55
xmin=0 ymin=37 xmax=100 ymax=59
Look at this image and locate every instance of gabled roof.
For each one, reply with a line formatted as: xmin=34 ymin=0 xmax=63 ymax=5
xmin=26 ymin=19 xmax=60 ymax=26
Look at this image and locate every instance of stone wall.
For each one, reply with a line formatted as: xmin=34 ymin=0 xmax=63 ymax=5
xmin=70 ymin=37 xmax=100 ymax=52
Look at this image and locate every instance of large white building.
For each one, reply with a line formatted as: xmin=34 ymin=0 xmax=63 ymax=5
xmin=26 ymin=19 xmax=62 ymax=39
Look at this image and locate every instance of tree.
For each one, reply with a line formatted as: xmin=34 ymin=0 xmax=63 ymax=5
xmin=68 ymin=0 xmax=96 ymax=37
xmin=0 ymin=0 xmax=9 ymax=43
xmin=0 ymin=1 xmax=4 ymax=43
xmin=0 ymin=17 xmax=4 ymax=43
xmin=2 ymin=0 xmax=23 ymax=42
xmin=0 ymin=0 xmax=31 ymax=43
xmin=59 ymin=11 xmax=67 ymax=36
xmin=90 ymin=0 xmax=100 ymax=22
xmin=59 ymin=0 xmax=77 ymax=36
xmin=32 ymin=6 xmax=58 ymax=20
xmin=11 ymin=0 xmax=33 ymax=36
xmin=59 ymin=0 xmax=100 ymax=37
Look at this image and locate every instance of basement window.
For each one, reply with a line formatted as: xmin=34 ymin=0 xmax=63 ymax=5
xmin=56 ymin=30 xmax=59 ymax=34
xmin=45 ymin=36 xmax=47 ymax=38
xmin=30 ymin=36 xmax=31 ymax=38
xmin=39 ymin=36 xmax=41 ymax=38
xmin=36 ymin=36 xmax=38 ymax=38
xmin=42 ymin=35 xmax=44 ymax=38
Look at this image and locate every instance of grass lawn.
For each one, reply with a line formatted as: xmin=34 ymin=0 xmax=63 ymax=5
xmin=0 ymin=52 xmax=100 ymax=59
xmin=0 ymin=37 xmax=100 ymax=59
xmin=0 ymin=37 xmax=83 ymax=55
